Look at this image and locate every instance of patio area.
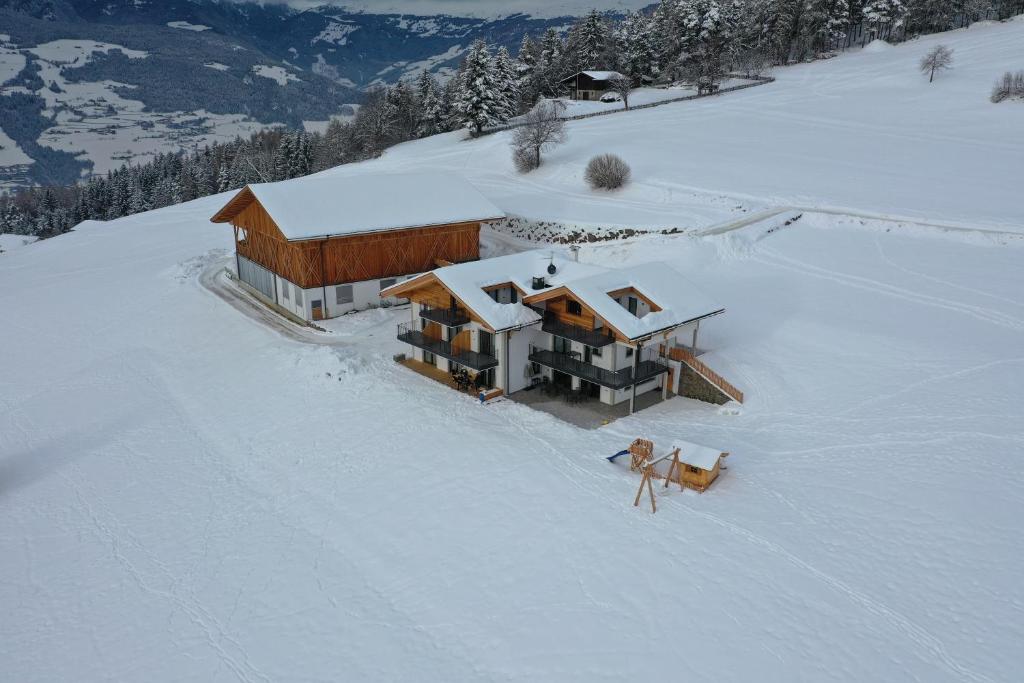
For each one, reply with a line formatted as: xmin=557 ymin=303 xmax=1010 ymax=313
xmin=508 ymin=385 xmax=668 ymax=430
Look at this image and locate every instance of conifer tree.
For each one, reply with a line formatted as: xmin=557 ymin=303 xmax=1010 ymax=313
xmin=456 ymin=40 xmax=508 ymax=136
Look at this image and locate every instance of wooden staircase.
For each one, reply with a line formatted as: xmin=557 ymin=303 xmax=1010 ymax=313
xmin=665 ymin=347 xmax=744 ymax=404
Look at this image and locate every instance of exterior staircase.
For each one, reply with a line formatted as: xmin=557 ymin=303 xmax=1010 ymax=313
xmin=665 ymin=347 xmax=744 ymax=405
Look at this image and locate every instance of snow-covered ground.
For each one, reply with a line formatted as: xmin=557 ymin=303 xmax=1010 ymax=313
xmin=251 ymin=64 xmax=302 ymax=86
xmin=1 ymin=19 xmax=1023 ymax=683
xmin=364 ymin=19 xmax=1022 ymax=233
xmin=0 ymin=233 xmax=38 ymax=253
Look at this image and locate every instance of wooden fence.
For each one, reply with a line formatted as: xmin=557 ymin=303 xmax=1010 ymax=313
xmin=478 ymin=75 xmax=776 ymax=137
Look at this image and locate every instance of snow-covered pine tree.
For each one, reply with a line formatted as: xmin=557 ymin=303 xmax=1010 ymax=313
xmin=800 ymin=0 xmax=851 ymax=56
xmin=128 ymin=180 xmax=149 ymax=215
xmin=414 ymin=71 xmax=443 ymax=137
xmin=387 ymin=80 xmax=420 ymax=143
xmin=494 ymin=46 xmax=521 ymax=118
xmin=862 ymin=0 xmax=907 ymax=31
xmin=906 ymin=0 xmax=955 ymax=34
xmin=575 ymin=9 xmax=613 ymax=70
xmin=456 ymin=40 xmax=508 ymax=136
xmin=678 ymin=0 xmax=739 ymax=88
xmin=652 ymin=0 xmax=685 ymax=78
xmin=618 ymin=10 xmax=658 ymax=86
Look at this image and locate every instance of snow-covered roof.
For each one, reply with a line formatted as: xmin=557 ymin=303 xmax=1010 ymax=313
xmin=384 ymin=249 xmax=722 ymax=337
xmin=212 ymin=171 xmax=505 ymax=240
xmin=560 ymin=263 xmax=724 ymax=340
xmin=672 ymin=439 xmax=725 ymax=471
xmin=390 ymin=250 xmax=607 ymax=332
xmin=577 ymin=70 xmax=622 ymax=81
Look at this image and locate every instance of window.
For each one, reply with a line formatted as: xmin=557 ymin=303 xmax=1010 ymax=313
xmin=567 ymin=300 xmax=582 ymax=316
xmin=282 ymin=281 xmax=290 ymax=300
xmin=380 ymin=278 xmax=398 ymax=291
xmin=553 ymin=337 xmax=571 ymax=354
xmin=336 ymin=285 xmax=353 ymax=305
xmin=294 ymin=286 xmax=303 ymax=306
xmin=489 ymin=289 xmax=498 ymax=302
xmin=590 ymin=346 xmax=602 ymax=358
xmin=625 ymin=347 xmax=634 ymax=357
xmin=510 ymin=288 xmax=518 ymax=304
xmin=688 ymin=465 xmax=701 ymax=474
xmin=627 ymin=297 xmax=638 ymax=316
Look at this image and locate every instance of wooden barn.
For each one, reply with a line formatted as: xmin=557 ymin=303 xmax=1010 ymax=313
xmin=560 ymin=70 xmax=626 ymax=100
xmin=210 ymin=172 xmax=504 ymax=321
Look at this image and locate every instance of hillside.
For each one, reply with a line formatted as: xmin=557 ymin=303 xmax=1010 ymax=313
xmin=0 ymin=0 xmax=580 ymax=189
xmin=1 ymin=18 xmax=1023 ymax=683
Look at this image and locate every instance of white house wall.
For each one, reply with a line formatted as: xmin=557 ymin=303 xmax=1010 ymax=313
xmin=269 ymin=272 xmax=418 ymax=322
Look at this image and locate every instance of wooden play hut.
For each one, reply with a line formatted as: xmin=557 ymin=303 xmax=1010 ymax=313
xmin=663 ymin=440 xmax=728 ymax=492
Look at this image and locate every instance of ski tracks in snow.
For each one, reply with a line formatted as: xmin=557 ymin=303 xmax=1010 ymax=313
xmin=675 ymin=501 xmax=997 ymax=683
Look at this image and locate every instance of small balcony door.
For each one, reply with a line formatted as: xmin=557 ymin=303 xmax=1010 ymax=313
xmin=479 ymin=330 xmax=494 ymax=357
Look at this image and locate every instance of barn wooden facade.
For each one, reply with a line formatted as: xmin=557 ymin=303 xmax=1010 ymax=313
xmin=210 ymin=172 xmax=504 ymax=321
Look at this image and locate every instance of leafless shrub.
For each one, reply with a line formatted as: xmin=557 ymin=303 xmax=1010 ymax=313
xmin=585 ymin=154 xmax=631 ymax=190
xmin=991 ymin=70 xmax=1024 ymax=103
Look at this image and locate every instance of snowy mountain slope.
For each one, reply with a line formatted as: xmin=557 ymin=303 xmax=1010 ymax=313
xmin=1 ymin=19 xmax=1023 ymax=683
xmin=0 ymin=8 xmax=357 ymax=188
xmin=352 ymin=18 xmax=1023 ymax=233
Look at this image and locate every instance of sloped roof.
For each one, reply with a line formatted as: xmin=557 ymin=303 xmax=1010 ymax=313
xmin=383 ymin=250 xmax=723 ymax=338
xmin=562 ymin=70 xmax=626 ymax=82
xmin=558 ymin=263 xmax=724 ymax=341
xmin=672 ymin=439 xmax=726 ymax=471
xmin=210 ymin=171 xmax=505 ymax=240
xmin=386 ymin=250 xmax=606 ymax=332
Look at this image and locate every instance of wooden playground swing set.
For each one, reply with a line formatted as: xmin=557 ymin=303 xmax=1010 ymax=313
xmin=617 ymin=438 xmax=729 ymax=514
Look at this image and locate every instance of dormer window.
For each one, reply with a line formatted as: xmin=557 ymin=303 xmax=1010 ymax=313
xmin=627 ymin=296 xmax=638 ymax=316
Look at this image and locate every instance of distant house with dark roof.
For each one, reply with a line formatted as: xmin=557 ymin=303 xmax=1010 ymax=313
xmin=560 ymin=70 xmax=626 ymax=100
xmin=210 ymin=171 xmax=504 ymax=321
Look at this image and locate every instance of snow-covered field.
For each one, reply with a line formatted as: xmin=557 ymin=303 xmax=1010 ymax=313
xmin=369 ymin=19 xmax=1022 ymax=233
xmin=1 ymin=19 xmax=1023 ymax=683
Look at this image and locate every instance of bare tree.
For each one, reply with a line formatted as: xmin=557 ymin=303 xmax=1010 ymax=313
xmin=608 ymin=74 xmax=635 ymax=110
xmin=585 ymin=154 xmax=631 ymax=190
xmin=509 ymin=99 xmax=567 ymax=172
xmin=919 ymin=45 xmax=954 ymax=83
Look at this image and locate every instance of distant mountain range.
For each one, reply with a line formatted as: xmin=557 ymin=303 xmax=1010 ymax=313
xmin=0 ymin=0 xmax=589 ymax=190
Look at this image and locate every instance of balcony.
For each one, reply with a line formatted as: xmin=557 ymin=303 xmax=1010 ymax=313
xmin=419 ymin=304 xmax=471 ymax=327
xmin=528 ymin=348 xmax=668 ymax=390
xmin=398 ymin=322 xmax=498 ymax=371
xmin=541 ymin=316 xmax=614 ymax=348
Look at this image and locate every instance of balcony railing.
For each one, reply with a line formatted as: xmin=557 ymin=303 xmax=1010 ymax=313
xmin=528 ymin=348 xmax=668 ymax=390
xmin=419 ymin=305 xmax=470 ymax=327
xmin=541 ymin=316 xmax=614 ymax=348
xmin=398 ymin=322 xmax=498 ymax=371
